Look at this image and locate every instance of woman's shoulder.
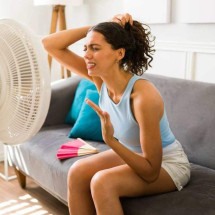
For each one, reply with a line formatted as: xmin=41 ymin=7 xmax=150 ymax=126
xmin=133 ymin=77 xmax=161 ymax=97
xmin=131 ymin=77 xmax=164 ymax=114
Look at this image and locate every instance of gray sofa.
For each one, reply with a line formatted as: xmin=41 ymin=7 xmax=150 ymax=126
xmin=9 ymin=74 xmax=215 ymax=215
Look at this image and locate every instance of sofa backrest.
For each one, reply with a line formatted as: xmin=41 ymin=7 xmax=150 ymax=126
xmin=44 ymin=76 xmax=82 ymax=126
xmin=144 ymin=74 xmax=215 ymax=170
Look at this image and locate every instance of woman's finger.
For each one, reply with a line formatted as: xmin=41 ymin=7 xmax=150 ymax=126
xmin=112 ymin=13 xmax=133 ymax=26
xmin=124 ymin=13 xmax=133 ymax=25
xmin=85 ymin=99 xmax=104 ymax=118
xmin=103 ymin=112 xmax=110 ymax=123
xmin=112 ymin=16 xmax=123 ymax=26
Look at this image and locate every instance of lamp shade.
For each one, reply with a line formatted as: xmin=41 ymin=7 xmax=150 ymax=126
xmin=34 ymin=0 xmax=67 ymax=5
xmin=34 ymin=0 xmax=84 ymax=6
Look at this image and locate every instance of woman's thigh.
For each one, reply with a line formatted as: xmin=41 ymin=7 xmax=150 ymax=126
xmin=92 ymin=164 xmax=176 ymax=197
xmin=68 ymin=149 xmax=126 ymax=182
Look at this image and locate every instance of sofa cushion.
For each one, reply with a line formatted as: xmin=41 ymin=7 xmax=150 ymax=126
xmin=65 ymin=79 xmax=97 ymax=125
xmin=68 ymin=90 xmax=103 ymax=141
xmin=121 ymin=163 xmax=215 ymax=215
xmin=44 ymin=76 xmax=82 ymax=126
xmin=10 ymin=125 xmax=109 ymax=204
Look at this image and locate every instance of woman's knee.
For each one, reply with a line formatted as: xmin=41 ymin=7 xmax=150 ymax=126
xmin=67 ymin=159 xmax=90 ymax=187
xmin=90 ymin=171 xmax=116 ymax=200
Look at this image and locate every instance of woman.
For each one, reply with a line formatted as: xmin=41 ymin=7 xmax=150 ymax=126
xmin=43 ymin=13 xmax=190 ymax=215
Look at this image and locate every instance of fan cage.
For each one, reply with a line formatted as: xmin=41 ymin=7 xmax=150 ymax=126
xmin=0 ymin=19 xmax=51 ymax=145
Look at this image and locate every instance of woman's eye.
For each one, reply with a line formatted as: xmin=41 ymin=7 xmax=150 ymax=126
xmin=83 ymin=46 xmax=100 ymax=52
xmin=92 ymin=47 xmax=99 ymax=51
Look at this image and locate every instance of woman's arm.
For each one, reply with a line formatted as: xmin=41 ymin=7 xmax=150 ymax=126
xmin=128 ymin=80 xmax=164 ymax=182
xmin=86 ymin=80 xmax=163 ymax=183
xmin=42 ymin=26 xmax=103 ymax=89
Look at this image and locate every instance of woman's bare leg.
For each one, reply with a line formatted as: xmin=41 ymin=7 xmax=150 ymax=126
xmin=67 ymin=149 xmax=125 ymax=215
xmin=90 ymin=165 xmax=176 ymax=215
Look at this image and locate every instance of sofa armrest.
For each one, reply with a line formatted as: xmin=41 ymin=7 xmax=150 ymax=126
xmin=43 ymin=75 xmax=82 ymax=127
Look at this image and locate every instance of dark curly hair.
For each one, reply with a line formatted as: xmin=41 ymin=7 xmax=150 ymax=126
xmin=88 ymin=21 xmax=155 ymax=76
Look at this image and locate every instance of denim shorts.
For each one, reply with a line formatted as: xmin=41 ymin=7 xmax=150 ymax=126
xmin=162 ymin=140 xmax=191 ymax=191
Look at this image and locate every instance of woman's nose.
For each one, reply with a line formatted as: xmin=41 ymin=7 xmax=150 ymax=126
xmin=84 ymin=49 xmax=92 ymax=60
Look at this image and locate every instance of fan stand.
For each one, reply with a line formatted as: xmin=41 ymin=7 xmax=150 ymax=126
xmin=0 ymin=144 xmax=16 ymax=181
xmin=48 ymin=4 xmax=71 ymax=79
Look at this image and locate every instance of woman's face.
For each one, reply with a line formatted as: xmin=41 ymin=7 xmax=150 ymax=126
xmin=83 ymin=31 xmax=121 ymax=77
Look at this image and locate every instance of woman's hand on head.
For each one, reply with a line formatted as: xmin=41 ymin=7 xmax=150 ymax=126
xmin=111 ymin=13 xmax=133 ymax=27
xmin=85 ymin=99 xmax=115 ymax=144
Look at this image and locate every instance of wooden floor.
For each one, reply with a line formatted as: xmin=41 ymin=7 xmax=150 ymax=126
xmin=0 ymin=162 xmax=69 ymax=215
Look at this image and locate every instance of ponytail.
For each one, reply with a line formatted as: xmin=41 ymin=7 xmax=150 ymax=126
xmin=122 ymin=21 xmax=155 ymax=75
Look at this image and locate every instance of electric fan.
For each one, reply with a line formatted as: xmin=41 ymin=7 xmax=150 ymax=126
xmin=0 ymin=19 xmax=51 ymax=145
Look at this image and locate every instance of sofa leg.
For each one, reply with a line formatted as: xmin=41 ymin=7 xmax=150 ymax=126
xmin=14 ymin=167 xmax=26 ymax=189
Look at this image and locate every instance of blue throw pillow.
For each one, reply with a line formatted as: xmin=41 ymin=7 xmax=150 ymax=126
xmin=65 ymin=79 xmax=96 ymax=125
xmin=68 ymin=90 xmax=103 ymax=142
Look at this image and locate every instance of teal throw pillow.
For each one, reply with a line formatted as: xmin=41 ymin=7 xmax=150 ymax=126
xmin=65 ymin=79 xmax=96 ymax=125
xmin=68 ymin=90 xmax=103 ymax=142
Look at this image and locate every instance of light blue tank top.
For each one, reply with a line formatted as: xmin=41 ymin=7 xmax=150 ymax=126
xmin=99 ymin=75 xmax=176 ymax=152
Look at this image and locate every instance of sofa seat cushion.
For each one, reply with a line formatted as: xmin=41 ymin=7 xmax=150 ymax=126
xmin=10 ymin=125 xmax=109 ymax=203
xmin=121 ymin=163 xmax=215 ymax=215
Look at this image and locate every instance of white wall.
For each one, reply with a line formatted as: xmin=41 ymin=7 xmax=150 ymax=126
xmin=1 ymin=0 xmax=215 ymax=82
xmin=85 ymin=0 xmax=215 ymax=83
xmin=68 ymin=0 xmax=215 ymax=84
xmin=0 ymin=0 xmax=50 ymax=35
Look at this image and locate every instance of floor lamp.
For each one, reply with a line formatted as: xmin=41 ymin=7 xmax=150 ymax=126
xmin=34 ymin=0 xmax=71 ymax=79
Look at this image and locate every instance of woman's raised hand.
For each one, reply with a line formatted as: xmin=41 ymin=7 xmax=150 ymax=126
xmin=111 ymin=13 xmax=133 ymax=27
xmin=85 ymin=99 xmax=115 ymax=144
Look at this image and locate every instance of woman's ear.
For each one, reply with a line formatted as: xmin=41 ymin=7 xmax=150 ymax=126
xmin=117 ymin=48 xmax=125 ymax=61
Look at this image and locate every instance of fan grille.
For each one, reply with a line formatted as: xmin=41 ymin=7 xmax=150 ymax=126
xmin=0 ymin=19 xmax=51 ymax=145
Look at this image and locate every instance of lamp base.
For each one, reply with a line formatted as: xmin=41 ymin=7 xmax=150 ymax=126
xmin=48 ymin=5 xmax=71 ymax=79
